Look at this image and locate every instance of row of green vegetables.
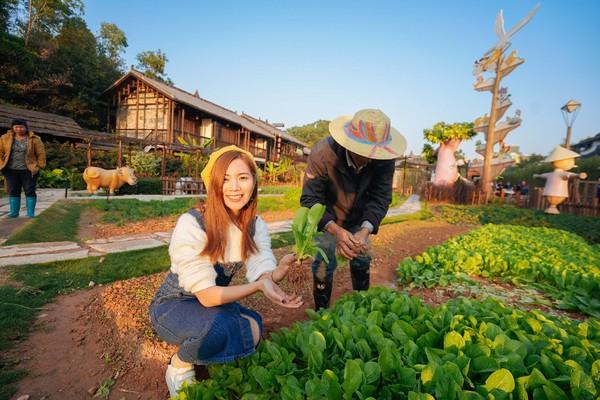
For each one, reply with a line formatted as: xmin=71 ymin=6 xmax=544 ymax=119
xmin=435 ymin=204 xmax=600 ymax=244
xmin=397 ymin=225 xmax=600 ymax=318
xmin=178 ymin=288 xmax=599 ymax=399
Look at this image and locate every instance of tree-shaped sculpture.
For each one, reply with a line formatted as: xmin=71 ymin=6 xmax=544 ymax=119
xmin=423 ymin=122 xmax=476 ymax=186
xmin=474 ymin=4 xmax=539 ymax=197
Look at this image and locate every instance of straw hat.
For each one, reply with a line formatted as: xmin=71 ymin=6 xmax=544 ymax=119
xmin=328 ymin=109 xmax=407 ymax=160
xmin=544 ymin=145 xmax=581 ymax=163
xmin=201 ymin=145 xmax=256 ymax=193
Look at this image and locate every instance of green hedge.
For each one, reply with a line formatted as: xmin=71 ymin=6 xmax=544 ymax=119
xmin=116 ymin=178 xmax=162 ymax=195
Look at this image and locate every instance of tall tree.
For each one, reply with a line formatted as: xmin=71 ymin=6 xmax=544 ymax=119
xmin=0 ymin=0 xmax=19 ymax=32
xmin=287 ymin=120 xmax=330 ymax=147
xmin=97 ymin=21 xmax=127 ymax=70
xmin=136 ymin=49 xmax=172 ymax=84
xmin=21 ymin=0 xmax=83 ymax=46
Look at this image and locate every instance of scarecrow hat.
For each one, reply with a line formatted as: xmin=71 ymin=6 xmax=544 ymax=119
xmin=201 ymin=145 xmax=256 ymax=193
xmin=544 ymin=145 xmax=581 ymax=163
xmin=329 ymin=109 xmax=407 ymax=160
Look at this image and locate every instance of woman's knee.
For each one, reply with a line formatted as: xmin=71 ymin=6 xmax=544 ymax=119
xmin=241 ymin=314 xmax=260 ymax=346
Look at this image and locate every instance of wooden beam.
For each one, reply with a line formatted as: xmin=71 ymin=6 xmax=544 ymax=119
xmin=135 ymin=79 xmax=140 ymax=139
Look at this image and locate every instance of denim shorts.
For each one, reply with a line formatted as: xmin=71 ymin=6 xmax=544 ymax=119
xmin=149 ymin=272 xmax=262 ymax=365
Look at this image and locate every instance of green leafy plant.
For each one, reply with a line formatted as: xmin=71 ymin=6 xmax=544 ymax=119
xmin=292 ymin=203 xmax=329 ymax=262
xmin=180 ymin=288 xmax=600 ymax=399
xmin=397 ymin=224 xmax=600 ymax=317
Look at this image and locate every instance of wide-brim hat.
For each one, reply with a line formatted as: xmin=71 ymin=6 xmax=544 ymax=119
xmin=544 ymin=145 xmax=581 ymax=163
xmin=329 ymin=108 xmax=407 ymax=160
xmin=201 ymin=145 xmax=256 ymax=193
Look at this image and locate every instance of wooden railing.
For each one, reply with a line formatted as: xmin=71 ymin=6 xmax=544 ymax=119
xmin=161 ymin=177 xmax=204 ymax=195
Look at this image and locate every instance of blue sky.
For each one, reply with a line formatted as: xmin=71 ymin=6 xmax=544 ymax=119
xmin=84 ymin=1 xmax=600 ymax=158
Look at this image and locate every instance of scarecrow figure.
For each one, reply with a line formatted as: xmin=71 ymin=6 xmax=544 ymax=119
xmin=534 ymin=145 xmax=587 ymax=214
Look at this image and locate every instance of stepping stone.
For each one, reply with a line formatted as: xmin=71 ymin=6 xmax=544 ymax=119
xmin=86 ymin=238 xmax=166 ymax=254
xmin=0 ymin=241 xmax=89 ymax=266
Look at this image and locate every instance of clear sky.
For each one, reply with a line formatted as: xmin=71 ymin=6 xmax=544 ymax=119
xmin=84 ymin=1 xmax=600 ymax=159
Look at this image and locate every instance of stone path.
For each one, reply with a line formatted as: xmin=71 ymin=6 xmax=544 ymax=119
xmin=0 ymin=195 xmax=421 ymax=267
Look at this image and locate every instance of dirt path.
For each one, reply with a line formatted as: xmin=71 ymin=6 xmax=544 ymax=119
xmin=11 ymin=220 xmax=472 ymax=400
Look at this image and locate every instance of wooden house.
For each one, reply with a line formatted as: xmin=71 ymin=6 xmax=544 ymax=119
xmin=104 ymin=69 xmax=308 ymax=165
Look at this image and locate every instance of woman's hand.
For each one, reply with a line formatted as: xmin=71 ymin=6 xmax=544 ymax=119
xmin=260 ymin=279 xmax=303 ymax=308
xmin=271 ymin=254 xmax=296 ymax=282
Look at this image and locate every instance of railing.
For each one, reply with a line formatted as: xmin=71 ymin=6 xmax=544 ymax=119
xmin=161 ymin=176 xmax=205 ymax=195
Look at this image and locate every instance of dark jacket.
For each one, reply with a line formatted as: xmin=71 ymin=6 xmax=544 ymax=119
xmin=300 ymin=137 xmax=395 ymax=234
xmin=0 ymin=130 xmax=46 ymax=174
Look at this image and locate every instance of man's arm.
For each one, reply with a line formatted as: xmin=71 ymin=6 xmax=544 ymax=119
xmin=360 ymin=161 xmax=395 ymax=234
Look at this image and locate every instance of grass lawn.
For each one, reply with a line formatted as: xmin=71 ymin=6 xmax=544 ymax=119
xmin=3 ymin=202 xmax=86 ymax=246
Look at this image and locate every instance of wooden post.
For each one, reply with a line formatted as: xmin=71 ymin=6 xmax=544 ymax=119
xmin=87 ymin=141 xmax=92 ymax=167
xmin=481 ymin=54 xmax=504 ymax=199
xmin=161 ymin=146 xmax=167 ymax=178
xmin=118 ymin=140 xmax=123 ymax=168
xmin=402 ymin=156 xmax=408 ymax=195
xmin=135 ymin=79 xmax=140 ymax=139
xmin=155 ymin=91 xmax=160 ymax=141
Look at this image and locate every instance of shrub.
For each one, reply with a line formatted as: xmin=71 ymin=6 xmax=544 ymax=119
xmin=116 ymin=177 xmax=162 ymax=195
xmin=127 ymin=151 xmax=161 ymax=177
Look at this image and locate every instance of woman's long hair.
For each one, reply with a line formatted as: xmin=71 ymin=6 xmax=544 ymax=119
xmin=200 ymin=151 xmax=258 ymax=263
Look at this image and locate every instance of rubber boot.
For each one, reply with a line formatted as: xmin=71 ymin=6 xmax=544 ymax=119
xmin=7 ymin=196 xmax=20 ymax=218
xmin=350 ymin=263 xmax=370 ymax=291
xmin=313 ymin=274 xmax=333 ymax=311
xmin=25 ymin=196 xmax=36 ymax=218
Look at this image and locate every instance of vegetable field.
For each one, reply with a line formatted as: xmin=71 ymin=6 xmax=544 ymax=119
xmin=180 ymin=288 xmax=599 ymax=399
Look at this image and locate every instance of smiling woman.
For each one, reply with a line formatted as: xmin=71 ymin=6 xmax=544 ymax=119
xmin=149 ymin=145 xmax=304 ymax=397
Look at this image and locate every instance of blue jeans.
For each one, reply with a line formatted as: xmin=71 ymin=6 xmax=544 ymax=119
xmin=149 ymin=272 xmax=261 ymax=365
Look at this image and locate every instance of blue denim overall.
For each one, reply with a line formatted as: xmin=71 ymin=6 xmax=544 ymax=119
xmin=149 ymin=209 xmax=262 ymax=365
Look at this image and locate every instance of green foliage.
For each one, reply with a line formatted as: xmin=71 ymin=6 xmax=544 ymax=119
xmin=397 ymin=225 xmax=600 ymax=317
xmin=116 ymin=177 xmax=163 ymax=195
xmin=136 ymin=49 xmax=172 ymax=84
xmin=257 ymin=187 xmax=301 ymax=213
xmin=423 ymin=122 xmax=477 ymax=145
xmin=292 ymin=203 xmax=328 ymax=262
xmin=287 ymin=120 xmax=330 ymax=147
xmin=181 ymin=287 xmax=600 ymax=399
xmin=422 ymin=143 xmax=436 ymax=163
xmin=3 ymin=201 xmax=85 ymax=245
xmin=436 ymin=204 xmax=600 ymax=244
xmin=37 ymin=168 xmax=70 ymax=188
xmin=127 ymin=151 xmax=161 ymax=177
xmin=1 ymin=3 xmax=123 ymax=129
xmin=97 ymin=22 xmax=127 ymax=70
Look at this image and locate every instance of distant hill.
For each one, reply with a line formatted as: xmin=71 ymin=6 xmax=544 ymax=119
xmin=287 ymin=120 xmax=330 ymax=147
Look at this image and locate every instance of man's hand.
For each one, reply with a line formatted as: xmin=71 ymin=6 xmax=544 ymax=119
xmin=353 ymin=227 xmax=370 ymax=254
xmin=328 ymin=223 xmax=361 ymax=259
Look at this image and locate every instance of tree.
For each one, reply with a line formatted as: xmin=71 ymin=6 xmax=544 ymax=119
xmin=287 ymin=120 xmax=330 ymax=147
xmin=21 ymin=0 xmax=83 ymax=46
xmin=97 ymin=22 xmax=127 ymax=70
xmin=136 ymin=49 xmax=172 ymax=84
xmin=423 ymin=121 xmax=476 ymax=186
xmin=0 ymin=0 xmax=19 ymax=32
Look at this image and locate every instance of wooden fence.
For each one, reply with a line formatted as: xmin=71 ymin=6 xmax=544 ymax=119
xmin=527 ymin=180 xmax=599 ymax=217
xmin=161 ymin=176 xmax=204 ymax=195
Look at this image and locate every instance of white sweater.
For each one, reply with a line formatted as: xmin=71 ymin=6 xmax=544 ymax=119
xmin=168 ymin=213 xmax=277 ymax=293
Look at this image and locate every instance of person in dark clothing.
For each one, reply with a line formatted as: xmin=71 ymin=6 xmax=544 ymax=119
xmin=300 ymin=109 xmax=407 ymax=310
xmin=0 ymin=119 xmax=46 ymax=218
